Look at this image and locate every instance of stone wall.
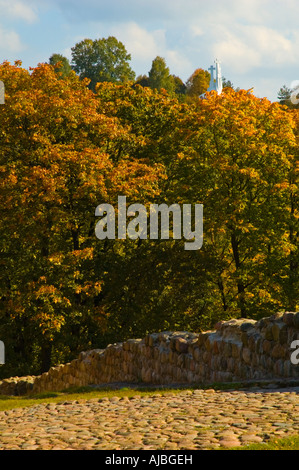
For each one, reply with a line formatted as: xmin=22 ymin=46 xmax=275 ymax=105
xmin=1 ymin=311 xmax=299 ymax=395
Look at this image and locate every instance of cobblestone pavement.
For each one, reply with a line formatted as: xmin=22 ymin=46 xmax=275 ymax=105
xmin=0 ymin=386 xmax=298 ymax=450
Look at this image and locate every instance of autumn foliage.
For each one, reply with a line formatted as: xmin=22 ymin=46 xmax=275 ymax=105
xmin=0 ymin=61 xmax=298 ymax=377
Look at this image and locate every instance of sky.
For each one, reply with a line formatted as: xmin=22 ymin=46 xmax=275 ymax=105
xmin=0 ymin=0 xmax=298 ymax=102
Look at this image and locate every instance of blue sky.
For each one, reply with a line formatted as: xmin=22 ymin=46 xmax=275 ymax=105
xmin=0 ymin=0 xmax=298 ymax=101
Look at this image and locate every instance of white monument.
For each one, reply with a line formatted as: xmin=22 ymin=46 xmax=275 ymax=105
xmin=207 ymin=59 xmax=223 ymax=94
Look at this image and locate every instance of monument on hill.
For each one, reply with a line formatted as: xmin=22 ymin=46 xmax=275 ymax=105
xmin=207 ymin=59 xmax=223 ymax=94
xmin=200 ymin=59 xmax=223 ymax=98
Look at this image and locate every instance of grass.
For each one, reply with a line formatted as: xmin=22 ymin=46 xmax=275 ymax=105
xmin=0 ymin=380 xmax=273 ymax=411
xmin=0 ymin=385 xmax=188 ymax=412
xmin=228 ymin=435 xmax=299 ymax=450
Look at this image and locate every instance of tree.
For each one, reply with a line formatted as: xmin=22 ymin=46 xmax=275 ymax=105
xmin=186 ymin=68 xmax=210 ymax=98
xmin=0 ymin=61 xmax=162 ymax=377
xmin=171 ymin=88 xmax=298 ymax=318
xmin=134 ymin=74 xmax=150 ymax=88
xmin=135 ymin=72 xmax=186 ymax=100
xmin=278 ymin=85 xmax=292 ymax=105
xmin=148 ymin=56 xmax=175 ymax=94
xmin=71 ymin=36 xmax=135 ymax=91
xmin=1 ymin=60 xmax=298 ymax=378
xmin=95 ymin=82 xmax=298 ymax=325
xmin=49 ymin=53 xmax=72 ymax=78
xmin=171 ymin=75 xmax=187 ymax=98
xmin=222 ymin=76 xmax=236 ymax=90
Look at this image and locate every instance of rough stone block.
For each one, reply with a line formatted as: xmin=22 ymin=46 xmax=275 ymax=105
xmin=242 ymin=348 xmax=251 ymax=364
xmin=283 ymin=312 xmax=295 ymax=326
xmin=175 ymin=337 xmax=189 ymax=353
xmin=264 ymin=325 xmax=274 ymax=341
xmin=293 ymin=312 xmax=299 ymax=329
xmin=271 ymin=343 xmax=287 ymax=359
xmin=272 ymin=322 xmax=288 ymax=344
xmin=231 ymin=342 xmax=241 ymax=358
xmin=263 ymin=339 xmax=272 ymax=354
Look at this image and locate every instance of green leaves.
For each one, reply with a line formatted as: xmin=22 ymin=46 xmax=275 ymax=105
xmin=71 ymin=36 xmax=135 ymax=91
xmin=170 ymin=88 xmax=298 ymax=318
xmin=0 ymin=62 xmax=161 ymax=376
xmin=186 ymin=68 xmax=210 ymax=99
xmin=147 ymin=56 xmax=176 ymax=95
xmin=0 ymin=61 xmax=298 ymax=377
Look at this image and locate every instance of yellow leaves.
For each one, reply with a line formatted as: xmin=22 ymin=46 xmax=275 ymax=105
xmin=252 ymin=253 xmax=266 ymax=264
xmin=0 ymin=59 xmax=298 ymax=356
xmin=239 ymin=167 xmax=261 ymax=181
xmin=176 ymin=152 xmax=184 ymax=160
xmin=48 ymin=253 xmax=63 ymax=265
xmin=75 ymin=281 xmax=103 ymax=297
xmin=109 ymin=160 xmax=166 ymax=198
xmin=273 ymin=181 xmax=290 ymax=190
xmin=34 ymin=284 xmax=69 ymax=305
xmin=70 ymin=247 xmax=94 ymax=261
xmin=36 ymin=284 xmax=57 ymax=296
xmin=257 ymin=289 xmax=274 ymax=302
xmin=36 ymin=311 xmax=66 ymax=334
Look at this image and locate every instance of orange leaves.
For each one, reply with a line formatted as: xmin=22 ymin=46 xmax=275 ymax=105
xmin=170 ymin=84 xmax=299 ymax=317
xmin=74 ymin=280 xmax=103 ymax=296
xmin=0 ymin=61 xmax=166 ymax=219
xmin=68 ymin=248 xmax=94 ymax=262
xmin=35 ymin=283 xmax=62 ymax=301
xmin=109 ymin=159 xmax=166 ymax=200
xmin=1 ymin=59 xmax=298 ymax=367
xmin=0 ymin=61 xmax=171 ymax=354
xmin=239 ymin=167 xmax=262 ymax=181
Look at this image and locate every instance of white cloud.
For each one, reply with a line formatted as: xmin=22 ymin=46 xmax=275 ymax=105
xmin=246 ymin=26 xmax=294 ymax=65
xmin=62 ymin=46 xmax=72 ymax=61
xmin=0 ymin=26 xmax=25 ymax=53
xmin=111 ymin=22 xmax=164 ymax=62
xmin=165 ymin=50 xmax=192 ymax=75
xmin=109 ymin=22 xmax=192 ymax=77
xmin=212 ymin=32 xmax=261 ymax=74
xmin=221 ymin=0 xmax=272 ymax=24
xmin=0 ymin=0 xmax=37 ymax=23
xmin=211 ymin=24 xmax=298 ymax=74
xmin=190 ymin=25 xmax=204 ymax=38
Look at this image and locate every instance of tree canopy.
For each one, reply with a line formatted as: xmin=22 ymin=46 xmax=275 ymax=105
xmin=186 ymin=68 xmax=210 ymax=98
xmin=147 ymin=56 xmax=176 ymax=94
xmin=49 ymin=53 xmax=72 ymax=78
xmin=50 ymin=37 xmax=237 ymax=101
xmin=71 ymin=36 xmax=136 ymax=91
xmin=0 ymin=60 xmax=298 ymax=379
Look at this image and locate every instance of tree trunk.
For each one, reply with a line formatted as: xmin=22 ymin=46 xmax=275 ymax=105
xmin=40 ymin=341 xmax=52 ymax=373
xmin=231 ymin=232 xmax=247 ymax=318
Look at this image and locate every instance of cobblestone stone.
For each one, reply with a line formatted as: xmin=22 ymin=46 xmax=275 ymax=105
xmin=0 ymin=386 xmax=298 ymax=450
